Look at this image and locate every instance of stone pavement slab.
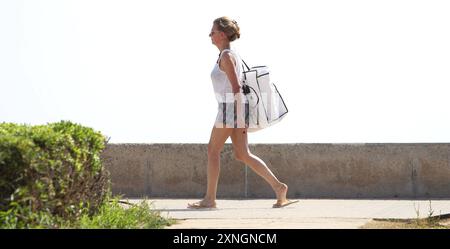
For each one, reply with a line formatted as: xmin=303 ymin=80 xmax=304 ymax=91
xmin=125 ymin=199 xmax=450 ymax=229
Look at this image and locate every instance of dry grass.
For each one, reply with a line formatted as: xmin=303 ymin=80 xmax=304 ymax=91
xmin=362 ymin=200 xmax=450 ymax=229
xmin=361 ymin=215 xmax=450 ymax=229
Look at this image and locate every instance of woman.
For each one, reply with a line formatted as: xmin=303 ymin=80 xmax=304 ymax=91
xmin=188 ymin=17 xmax=297 ymax=209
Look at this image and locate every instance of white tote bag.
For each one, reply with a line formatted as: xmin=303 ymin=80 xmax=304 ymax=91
xmin=241 ymin=60 xmax=288 ymax=132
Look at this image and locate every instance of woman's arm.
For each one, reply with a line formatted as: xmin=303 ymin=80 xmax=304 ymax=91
xmin=220 ymin=52 xmax=241 ymax=94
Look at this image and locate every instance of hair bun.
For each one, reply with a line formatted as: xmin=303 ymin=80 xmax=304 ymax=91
xmin=214 ymin=17 xmax=241 ymax=42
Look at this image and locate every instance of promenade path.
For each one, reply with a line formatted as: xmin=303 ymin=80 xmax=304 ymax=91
xmin=125 ymin=198 xmax=450 ymax=229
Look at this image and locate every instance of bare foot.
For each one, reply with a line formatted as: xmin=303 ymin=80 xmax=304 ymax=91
xmin=187 ymin=199 xmax=217 ymax=209
xmin=274 ymin=183 xmax=288 ymax=206
xmin=273 ymin=183 xmax=299 ymax=208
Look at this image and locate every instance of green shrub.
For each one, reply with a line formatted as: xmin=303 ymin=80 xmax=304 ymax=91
xmin=0 ymin=196 xmax=175 ymax=229
xmin=0 ymin=120 xmax=111 ymax=227
xmin=74 ymin=197 xmax=175 ymax=229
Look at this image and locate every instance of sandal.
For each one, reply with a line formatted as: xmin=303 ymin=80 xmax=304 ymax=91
xmin=272 ymin=200 xmax=299 ymax=208
xmin=187 ymin=201 xmax=217 ymax=209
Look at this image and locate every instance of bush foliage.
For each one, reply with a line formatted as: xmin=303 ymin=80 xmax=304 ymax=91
xmin=0 ymin=120 xmax=111 ymax=228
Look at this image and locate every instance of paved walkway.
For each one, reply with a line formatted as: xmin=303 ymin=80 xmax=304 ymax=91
xmin=126 ymin=199 xmax=450 ymax=229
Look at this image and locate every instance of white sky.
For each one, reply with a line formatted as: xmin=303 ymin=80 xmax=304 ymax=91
xmin=1 ymin=0 xmax=449 ymax=143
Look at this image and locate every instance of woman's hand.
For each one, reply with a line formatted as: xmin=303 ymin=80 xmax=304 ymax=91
xmin=232 ymin=84 xmax=241 ymax=94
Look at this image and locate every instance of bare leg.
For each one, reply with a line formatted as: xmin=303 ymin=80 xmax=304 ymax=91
xmin=188 ymin=125 xmax=233 ymax=208
xmin=230 ymin=128 xmax=289 ymax=206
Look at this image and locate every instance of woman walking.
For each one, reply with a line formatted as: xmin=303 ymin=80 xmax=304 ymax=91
xmin=188 ymin=17 xmax=297 ymax=209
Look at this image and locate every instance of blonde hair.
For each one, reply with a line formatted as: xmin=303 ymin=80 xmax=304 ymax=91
xmin=213 ymin=16 xmax=240 ymax=42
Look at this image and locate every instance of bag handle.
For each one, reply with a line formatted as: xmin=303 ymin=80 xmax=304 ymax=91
xmin=240 ymin=58 xmax=250 ymax=84
xmin=239 ymin=58 xmax=260 ymax=106
xmin=241 ymin=59 xmax=250 ymax=71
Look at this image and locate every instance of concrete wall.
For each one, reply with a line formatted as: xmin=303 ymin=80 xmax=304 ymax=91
xmin=100 ymin=143 xmax=450 ymax=199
